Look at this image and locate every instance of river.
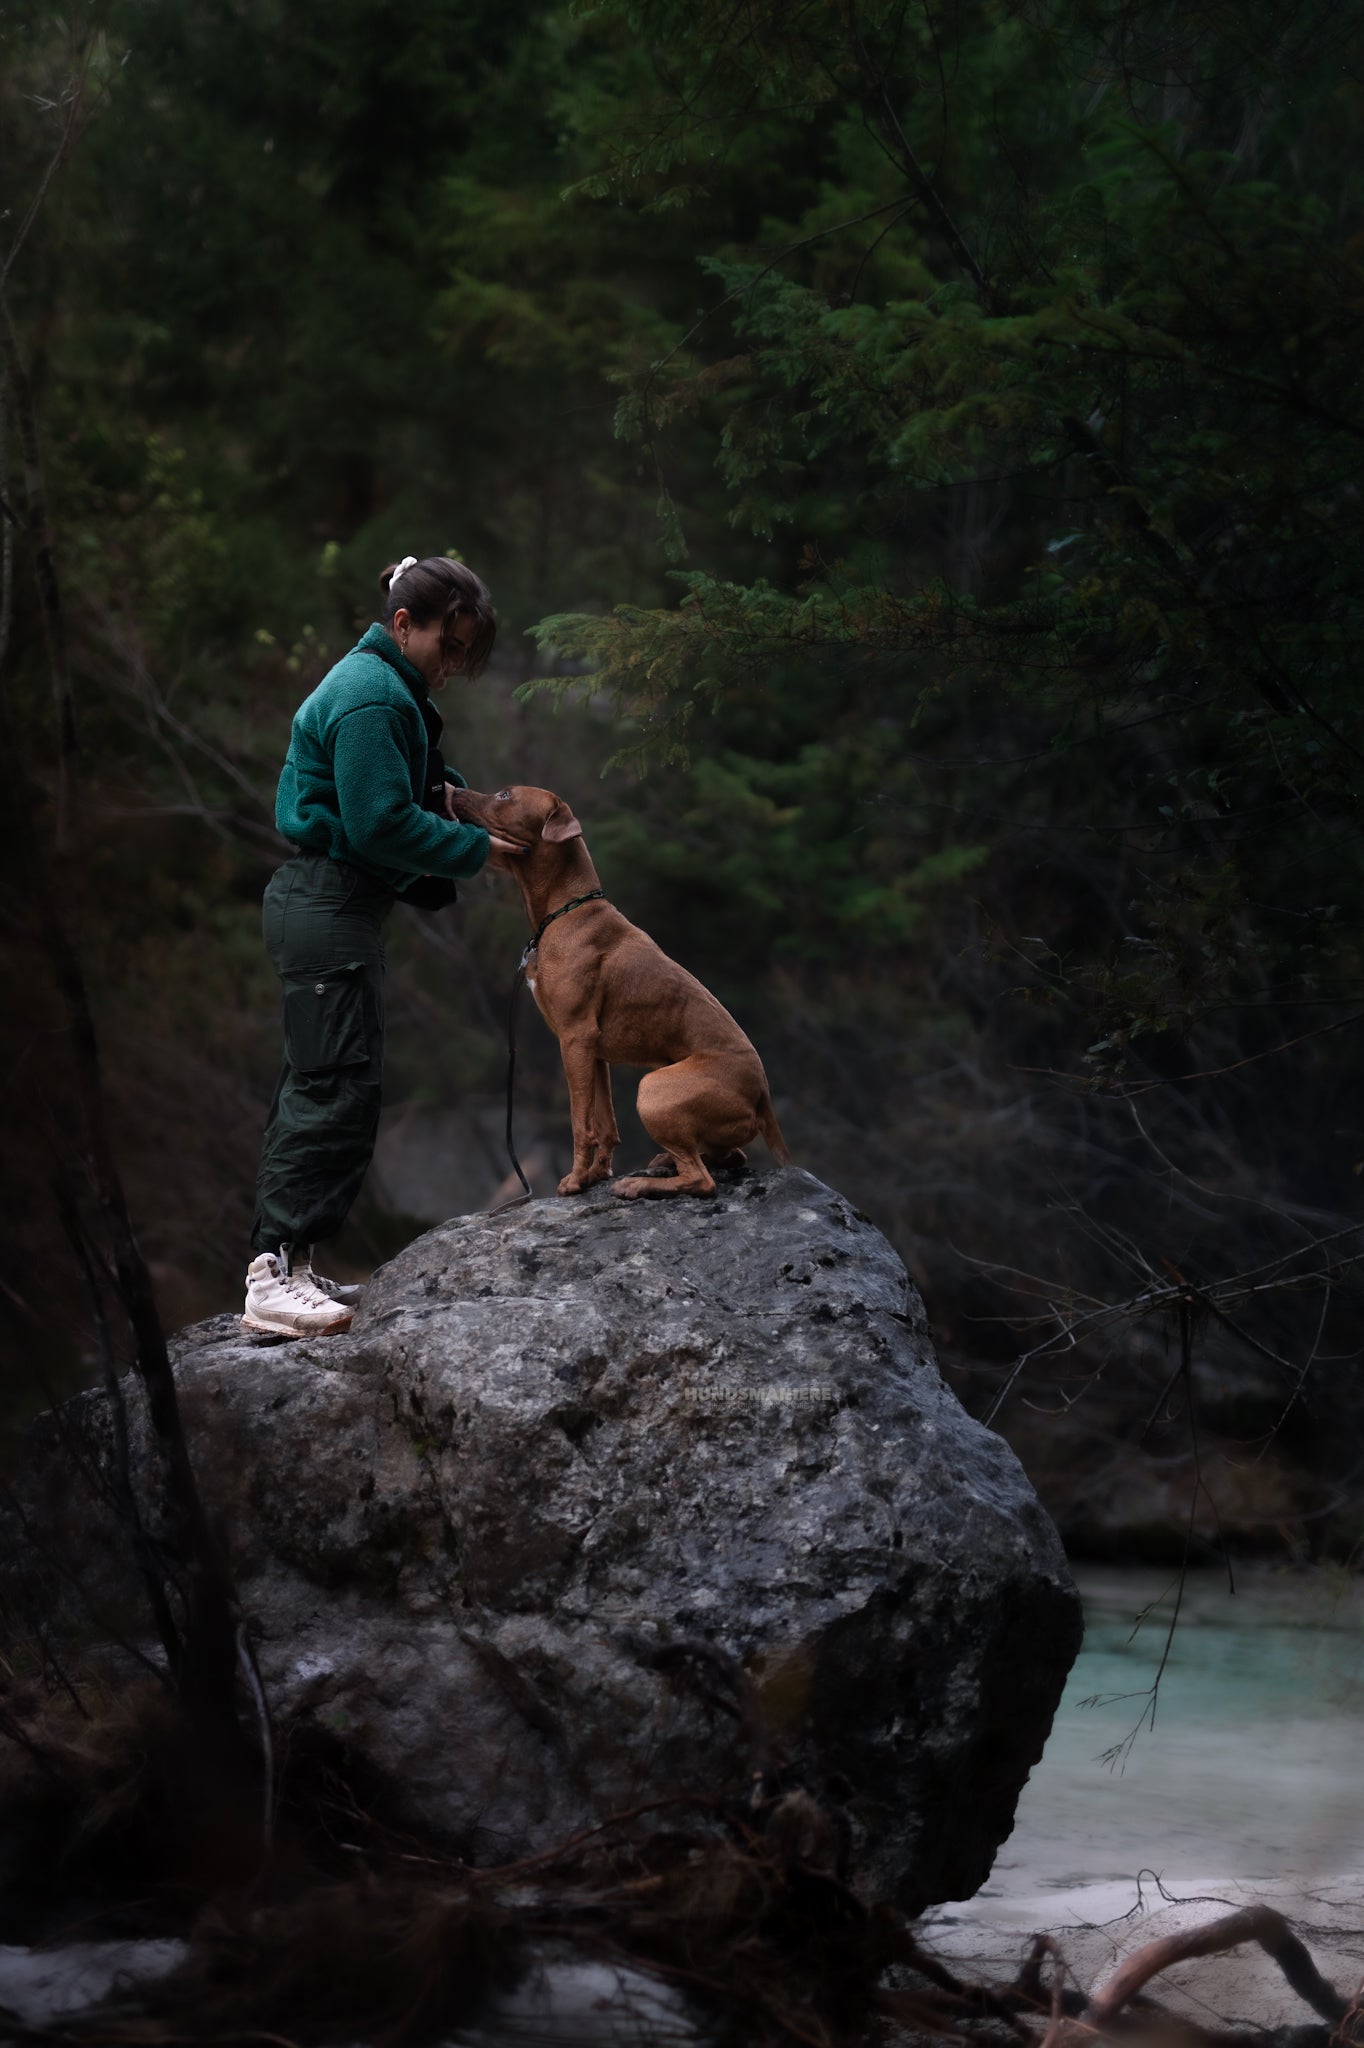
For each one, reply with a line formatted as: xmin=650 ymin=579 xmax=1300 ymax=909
xmin=923 ymin=1563 xmax=1364 ymax=1989
xmin=995 ymin=1564 xmax=1364 ymax=1889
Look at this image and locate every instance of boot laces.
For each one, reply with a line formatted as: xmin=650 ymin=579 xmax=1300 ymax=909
xmin=271 ymin=1257 xmax=332 ymax=1310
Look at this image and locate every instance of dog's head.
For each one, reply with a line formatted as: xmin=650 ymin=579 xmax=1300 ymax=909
xmin=448 ymin=783 xmax=583 ymax=855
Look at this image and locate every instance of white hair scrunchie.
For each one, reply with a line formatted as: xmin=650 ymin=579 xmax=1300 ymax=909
xmin=388 ymin=555 xmax=419 ymax=595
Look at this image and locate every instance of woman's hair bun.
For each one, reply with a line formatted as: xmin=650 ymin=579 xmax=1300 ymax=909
xmin=374 ymin=554 xmax=498 ymax=678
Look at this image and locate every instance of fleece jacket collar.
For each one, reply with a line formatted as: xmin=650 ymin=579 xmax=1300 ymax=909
xmin=359 ymin=621 xmax=430 ymax=703
xmin=359 ymin=621 xmax=444 ymax=749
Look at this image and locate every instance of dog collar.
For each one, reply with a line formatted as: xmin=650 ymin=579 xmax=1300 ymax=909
xmin=520 ymin=889 xmax=605 ymax=969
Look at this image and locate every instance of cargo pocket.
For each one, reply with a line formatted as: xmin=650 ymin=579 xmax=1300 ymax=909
xmin=283 ymin=962 xmax=370 ymax=1073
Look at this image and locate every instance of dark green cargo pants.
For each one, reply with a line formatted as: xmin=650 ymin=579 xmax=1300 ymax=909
xmin=251 ymin=855 xmax=395 ymax=1255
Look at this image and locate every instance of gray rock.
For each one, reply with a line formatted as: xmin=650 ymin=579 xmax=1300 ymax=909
xmin=14 ymin=1169 xmax=1081 ymax=1912
xmin=0 ymin=1941 xmax=188 ymax=2025
xmin=456 ymin=1953 xmax=710 ymax=2046
xmin=0 ymin=1939 xmax=708 ymax=2044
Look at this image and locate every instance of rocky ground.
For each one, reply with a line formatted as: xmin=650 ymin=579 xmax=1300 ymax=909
xmin=9 ymin=1167 xmax=1082 ymax=1914
xmin=4 ymin=1167 xmax=1353 ymax=2045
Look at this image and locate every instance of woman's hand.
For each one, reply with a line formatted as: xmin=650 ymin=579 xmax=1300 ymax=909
xmin=484 ymin=833 xmax=526 ymax=871
xmin=443 ymin=783 xmax=523 ymax=865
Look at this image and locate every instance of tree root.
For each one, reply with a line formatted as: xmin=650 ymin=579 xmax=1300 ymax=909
xmin=872 ymin=1902 xmax=1358 ymax=2048
xmin=1085 ymin=1906 xmax=1349 ymax=2030
xmin=0 ymin=1683 xmax=1357 ymax=2048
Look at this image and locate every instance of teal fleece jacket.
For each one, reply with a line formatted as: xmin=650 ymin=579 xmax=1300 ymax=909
xmin=275 ymin=624 xmax=490 ymax=890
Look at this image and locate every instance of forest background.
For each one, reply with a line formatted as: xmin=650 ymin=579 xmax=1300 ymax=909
xmin=2 ymin=0 xmax=1361 ymax=1563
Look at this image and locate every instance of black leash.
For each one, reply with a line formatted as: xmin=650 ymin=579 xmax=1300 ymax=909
xmin=496 ymin=890 xmax=606 ymax=1212
xmin=498 ymin=961 xmax=534 ymax=1209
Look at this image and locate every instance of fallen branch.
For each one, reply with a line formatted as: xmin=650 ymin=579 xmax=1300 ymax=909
xmin=1086 ymin=1906 xmax=1349 ymax=2028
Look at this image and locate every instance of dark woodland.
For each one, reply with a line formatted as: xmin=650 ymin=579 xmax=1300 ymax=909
xmin=0 ymin=1 xmax=1361 ymax=2040
xmin=4 ymin=0 xmax=1362 ymax=1552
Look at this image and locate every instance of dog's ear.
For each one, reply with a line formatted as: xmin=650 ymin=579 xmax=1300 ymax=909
xmin=541 ymin=799 xmax=583 ymax=844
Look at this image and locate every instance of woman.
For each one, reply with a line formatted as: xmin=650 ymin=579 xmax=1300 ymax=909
xmin=243 ymin=555 xmax=521 ymax=1338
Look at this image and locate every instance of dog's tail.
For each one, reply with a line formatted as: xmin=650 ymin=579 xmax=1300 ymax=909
xmin=758 ymin=1087 xmax=793 ymax=1166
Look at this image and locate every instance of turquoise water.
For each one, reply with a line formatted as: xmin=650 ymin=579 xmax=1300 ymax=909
xmin=982 ymin=1566 xmax=1364 ymax=1895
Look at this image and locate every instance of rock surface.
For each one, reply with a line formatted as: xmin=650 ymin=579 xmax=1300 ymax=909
xmin=0 ymin=1940 xmax=707 ymax=2045
xmin=16 ymin=1169 xmax=1082 ymax=1911
xmin=0 ymin=1943 xmax=189 ymax=2026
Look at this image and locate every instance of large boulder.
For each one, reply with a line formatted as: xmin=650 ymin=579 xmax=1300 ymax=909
xmin=15 ymin=1169 xmax=1081 ymax=1911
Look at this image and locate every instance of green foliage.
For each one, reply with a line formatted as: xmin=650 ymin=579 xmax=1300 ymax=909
xmin=5 ymin=0 xmax=1363 ymax=1527
xmin=590 ymin=743 xmax=990 ymax=962
xmin=532 ymin=0 xmax=1364 ymax=1066
xmin=0 ymin=0 xmax=713 ymax=1380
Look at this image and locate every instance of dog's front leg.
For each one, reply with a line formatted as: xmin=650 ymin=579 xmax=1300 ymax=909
xmin=557 ymin=1037 xmax=613 ymax=1195
xmin=590 ymin=1060 xmax=619 ymax=1181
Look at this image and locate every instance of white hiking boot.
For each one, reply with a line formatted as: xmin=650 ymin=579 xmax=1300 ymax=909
xmin=241 ymin=1251 xmax=354 ymax=1338
xmin=294 ymin=1248 xmax=365 ymax=1308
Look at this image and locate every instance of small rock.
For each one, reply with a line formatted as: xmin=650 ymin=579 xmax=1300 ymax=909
xmin=0 ymin=1940 xmax=187 ymax=2024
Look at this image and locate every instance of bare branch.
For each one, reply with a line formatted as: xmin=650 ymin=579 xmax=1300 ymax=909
xmin=840 ymin=9 xmax=997 ymax=306
xmin=1086 ymin=1905 xmax=1348 ymax=2026
xmin=0 ymin=289 xmax=78 ymax=848
xmin=0 ymin=367 xmax=12 ymax=680
xmin=0 ymin=23 xmax=103 ymax=292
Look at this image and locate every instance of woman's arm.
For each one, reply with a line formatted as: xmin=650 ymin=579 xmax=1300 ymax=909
xmin=332 ymin=704 xmax=490 ymax=878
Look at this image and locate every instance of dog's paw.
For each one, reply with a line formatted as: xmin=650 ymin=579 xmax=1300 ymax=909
xmin=614 ymin=1170 xmax=716 ymax=1199
xmin=613 ymin=1174 xmax=687 ymax=1199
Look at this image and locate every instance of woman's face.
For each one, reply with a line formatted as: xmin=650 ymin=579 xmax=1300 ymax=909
xmin=393 ymin=607 xmax=479 ymax=691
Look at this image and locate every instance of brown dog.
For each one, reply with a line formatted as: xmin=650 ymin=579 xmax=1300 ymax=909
xmin=451 ymin=784 xmax=791 ymax=1198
